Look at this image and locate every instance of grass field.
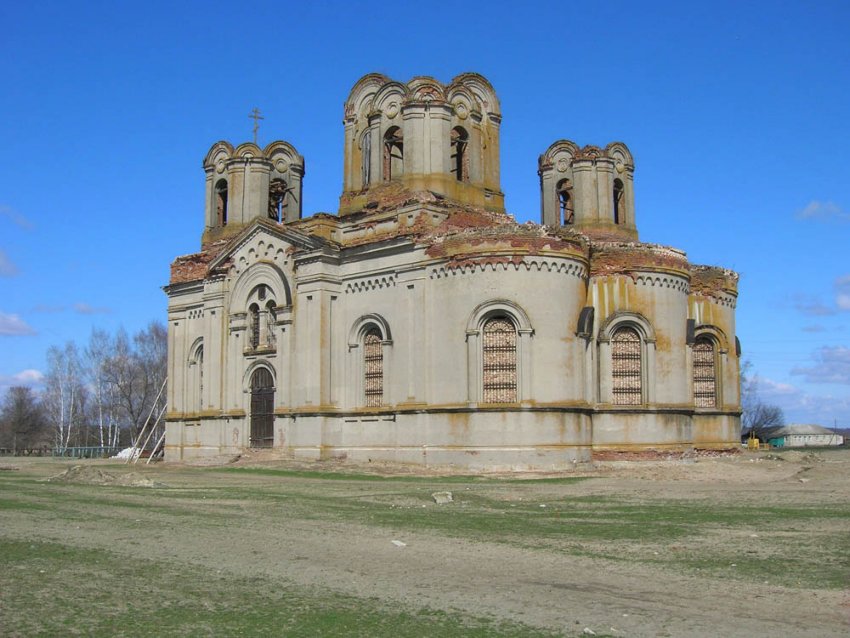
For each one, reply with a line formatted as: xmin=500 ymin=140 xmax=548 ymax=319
xmin=1 ymin=452 xmax=848 ymax=637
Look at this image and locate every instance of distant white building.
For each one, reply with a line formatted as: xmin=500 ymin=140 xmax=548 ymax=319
xmin=763 ymin=424 xmax=844 ymax=448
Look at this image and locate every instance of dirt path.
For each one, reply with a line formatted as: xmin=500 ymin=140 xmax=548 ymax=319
xmin=3 ymin=450 xmax=849 ymax=637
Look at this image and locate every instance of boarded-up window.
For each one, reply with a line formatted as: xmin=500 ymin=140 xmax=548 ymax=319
xmin=482 ymin=317 xmax=517 ymax=403
xmin=364 ymin=329 xmax=383 ymax=407
xmin=693 ymin=338 xmax=717 ymax=408
xmin=612 ymin=326 xmax=642 ymax=405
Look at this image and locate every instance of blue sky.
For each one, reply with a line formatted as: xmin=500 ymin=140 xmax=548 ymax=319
xmin=1 ymin=1 xmax=848 ymax=425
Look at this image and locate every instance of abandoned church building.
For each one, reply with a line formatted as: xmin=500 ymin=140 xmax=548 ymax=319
xmin=164 ymin=72 xmax=741 ymax=468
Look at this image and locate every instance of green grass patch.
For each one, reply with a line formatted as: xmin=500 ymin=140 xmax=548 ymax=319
xmin=0 ymin=539 xmax=566 ymax=637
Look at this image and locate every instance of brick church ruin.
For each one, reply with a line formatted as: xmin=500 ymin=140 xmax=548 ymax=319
xmin=164 ymin=72 xmax=741 ymax=468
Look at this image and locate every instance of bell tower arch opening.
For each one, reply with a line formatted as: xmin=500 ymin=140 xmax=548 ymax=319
xmin=451 ymin=126 xmax=470 ymax=182
xmin=215 ymin=179 xmax=228 ymax=226
xmin=382 ymin=126 xmax=404 ymax=181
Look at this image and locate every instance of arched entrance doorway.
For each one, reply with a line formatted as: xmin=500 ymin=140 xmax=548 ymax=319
xmin=250 ymin=367 xmax=274 ymax=447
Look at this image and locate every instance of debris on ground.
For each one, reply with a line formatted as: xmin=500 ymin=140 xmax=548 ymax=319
xmin=111 ymin=447 xmax=141 ymax=460
xmin=432 ymin=491 xmax=453 ymax=504
xmin=46 ymin=465 xmax=166 ymax=488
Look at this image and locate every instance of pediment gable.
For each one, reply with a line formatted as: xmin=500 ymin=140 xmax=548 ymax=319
xmin=208 ymin=219 xmax=330 ymax=276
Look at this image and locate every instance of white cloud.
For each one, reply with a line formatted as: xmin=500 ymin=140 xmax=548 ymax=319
xmin=754 ymin=375 xmax=850 ymax=426
xmin=801 ymin=324 xmax=828 ymax=333
xmin=793 ymin=296 xmax=835 ymax=316
xmin=73 ymin=302 xmax=111 ymax=315
xmin=0 ymin=250 xmax=18 ymax=277
xmin=0 ymin=204 xmax=33 ymax=230
xmin=791 ymin=346 xmax=850 ymax=385
xmin=13 ymin=369 xmax=43 ymax=384
xmin=792 ymin=277 xmax=850 ymax=316
xmin=32 ymin=304 xmax=66 ymax=313
xmin=796 ymin=200 xmax=850 ymax=223
xmin=755 ymin=376 xmax=801 ymax=398
xmin=0 ymin=312 xmax=36 ymax=336
xmin=0 ymin=369 xmax=44 ymax=392
xmin=836 ymin=275 xmax=850 ymax=311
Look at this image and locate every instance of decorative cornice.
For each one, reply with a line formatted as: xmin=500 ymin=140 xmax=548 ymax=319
xmin=634 ymin=273 xmax=690 ymax=294
xmin=430 ymin=258 xmax=586 ymax=280
xmin=695 ymin=291 xmax=737 ymax=308
xmin=344 ymin=274 xmax=397 ymax=294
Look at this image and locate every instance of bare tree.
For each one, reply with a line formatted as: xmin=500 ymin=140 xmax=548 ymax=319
xmin=104 ymin=322 xmax=167 ymax=443
xmin=43 ymin=342 xmax=85 ymax=451
xmin=0 ymin=387 xmax=50 ymax=452
xmin=741 ymin=361 xmax=786 ymax=438
xmin=85 ymin=328 xmax=121 ymax=448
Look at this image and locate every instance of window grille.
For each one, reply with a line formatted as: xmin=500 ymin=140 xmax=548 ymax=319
xmin=693 ymin=339 xmax=717 ymax=407
xmin=612 ymin=326 xmax=641 ymax=405
xmin=364 ymin=329 xmax=383 ymax=407
xmin=266 ymin=302 xmax=277 ymax=348
xmin=482 ymin=317 xmax=517 ymax=403
xmin=249 ymin=305 xmax=260 ymax=349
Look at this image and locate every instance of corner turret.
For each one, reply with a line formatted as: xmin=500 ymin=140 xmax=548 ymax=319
xmin=202 ymin=140 xmax=305 ymax=244
xmin=539 ymin=140 xmax=636 ymax=240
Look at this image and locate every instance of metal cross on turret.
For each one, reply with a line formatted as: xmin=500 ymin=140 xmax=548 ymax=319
xmin=248 ymin=108 xmax=264 ymax=145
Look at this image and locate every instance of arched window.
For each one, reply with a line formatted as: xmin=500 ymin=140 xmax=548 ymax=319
xmin=693 ymin=337 xmax=717 ymax=408
xmin=215 ymin=179 xmax=228 ymax=226
xmin=482 ymin=316 xmax=517 ymax=403
xmin=249 ymin=304 xmax=260 ymax=349
xmin=363 ymin=328 xmax=383 ymax=407
xmin=195 ymin=345 xmax=204 ymax=412
xmin=361 ymin=130 xmax=372 ymax=187
xmin=249 ymin=367 xmax=274 ymax=448
xmin=188 ymin=341 xmax=204 ymax=413
xmin=613 ymin=178 xmax=624 ymax=225
xmin=266 ymin=301 xmax=277 ymax=348
xmin=268 ymin=178 xmax=288 ymax=222
xmin=611 ymin=326 xmax=642 ymax=405
xmin=451 ymin=126 xmax=469 ymax=182
xmin=383 ymin=127 xmax=403 ymax=181
xmin=557 ymin=178 xmax=574 ymax=225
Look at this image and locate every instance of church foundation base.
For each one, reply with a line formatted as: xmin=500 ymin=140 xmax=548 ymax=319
xmin=165 ymin=408 xmax=740 ymax=469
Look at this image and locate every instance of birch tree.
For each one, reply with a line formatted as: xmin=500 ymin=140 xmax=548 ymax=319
xmin=85 ymin=328 xmax=121 ymax=448
xmin=43 ymin=342 xmax=84 ymax=451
